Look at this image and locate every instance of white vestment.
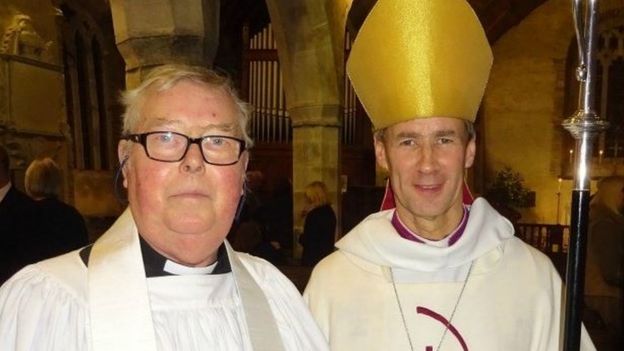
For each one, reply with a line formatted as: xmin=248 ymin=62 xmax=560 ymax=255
xmin=304 ymin=198 xmax=595 ymax=351
xmin=0 ymin=209 xmax=328 ymax=351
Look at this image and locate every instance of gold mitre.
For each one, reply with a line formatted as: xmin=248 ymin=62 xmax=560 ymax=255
xmin=347 ymin=0 xmax=493 ymax=130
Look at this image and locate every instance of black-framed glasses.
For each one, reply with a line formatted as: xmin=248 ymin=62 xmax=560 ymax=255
xmin=123 ymin=131 xmax=246 ymax=166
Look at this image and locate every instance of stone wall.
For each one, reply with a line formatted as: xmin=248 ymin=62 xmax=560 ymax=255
xmin=0 ymin=1 xmax=68 ymax=197
xmin=484 ymin=0 xmax=623 ymax=224
xmin=0 ymin=1 xmax=125 ymax=229
xmin=0 ymin=1 xmax=60 ymax=64
xmin=485 ymin=0 xmax=576 ymax=224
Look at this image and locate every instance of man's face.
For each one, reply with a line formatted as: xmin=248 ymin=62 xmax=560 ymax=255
xmin=375 ymin=117 xmax=475 ymax=234
xmin=119 ymin=81 xmax=247 ymax=266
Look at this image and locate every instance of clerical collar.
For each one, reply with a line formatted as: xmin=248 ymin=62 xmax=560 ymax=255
xmin=163 ymin=257 xmax=217 ymax=275
xmin=80 ymin=235 xmax=231 ymax=277
xmin=391 ymin=205 xmax=469 ymax=247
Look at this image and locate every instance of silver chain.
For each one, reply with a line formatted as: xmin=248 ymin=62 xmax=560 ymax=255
xmin=391 ymin=270 xmax=415 ymax=351
xmin=390 ymin=261 xmax=474 ymax=351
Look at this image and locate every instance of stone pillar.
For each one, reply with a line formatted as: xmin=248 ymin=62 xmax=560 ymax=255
xmin=291 ymin=105 xmax=342 ymax=257
xmin=109 ymin=0 xmax=219 ymax=88
xmin=265 ymin=0 xmax=346 ymax=257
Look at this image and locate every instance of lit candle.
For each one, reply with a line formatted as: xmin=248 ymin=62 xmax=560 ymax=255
xmin=599 ymin=149 xmax=603 ymax=165
xmin=558 ymin=178 xmax=562 ymax=193
xmin=569 ymin=149 xmax=574 ymax=164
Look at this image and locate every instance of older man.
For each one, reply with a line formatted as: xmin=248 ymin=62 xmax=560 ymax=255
xmin=304 ymin=1 xmax=595 ymax=350
xmin=0 ymin=65 xmax=328 ymax=351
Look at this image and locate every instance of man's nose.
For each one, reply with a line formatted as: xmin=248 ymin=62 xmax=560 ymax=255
xmin=181 ymin=143 xmax=205 ymax=173
xmin=417 ymin=144 xmax=437 ymax=173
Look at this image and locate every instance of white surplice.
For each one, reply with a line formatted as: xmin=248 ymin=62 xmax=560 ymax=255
xmin=0 ymin=209 xmax=328 ymax=351
xmin=304 ymin=198 xmax=595 ymax=351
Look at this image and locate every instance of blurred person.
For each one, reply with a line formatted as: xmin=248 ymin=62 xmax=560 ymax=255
xmin=263 ymin=177 xmax=294 ymax=256
xmin=304 ymin=0 xmax=595 ymax=350
xmin=229 ymin=171 xmax=265 ymax=255
xmin=0 ymin=145 xmax=40 ymax=284
xmin=585 ymin=176 xmax=624 ymax=348
xmin=0 ymin=65 xmax=328 ymax=350
xmin=299 ymin=181 xmax=336 ymax=267
xmin=24 ymin=157 xmax=89 ymax=257
xmin=230 ymin=170 xmax=284 ymax=264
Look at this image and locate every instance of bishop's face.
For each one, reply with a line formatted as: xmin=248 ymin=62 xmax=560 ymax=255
xmin=119 ymin=81 xmax=248 ymax=267
xmin=375 ymin=117 xmax=475 ymax=238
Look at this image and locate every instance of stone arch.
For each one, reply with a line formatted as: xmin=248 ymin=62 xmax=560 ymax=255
xmin=263 ymin=0 xmax=347 ymax=246
xmin=264 ymin=0 xmax=344 ymax=113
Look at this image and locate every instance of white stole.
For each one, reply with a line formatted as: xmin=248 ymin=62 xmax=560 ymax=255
xmin=88 ymin=208 xmax=285 ymax=351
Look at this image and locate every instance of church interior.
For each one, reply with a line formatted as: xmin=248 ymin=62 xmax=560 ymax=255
xmin=1 ymin=0 xmax=623 ymax=347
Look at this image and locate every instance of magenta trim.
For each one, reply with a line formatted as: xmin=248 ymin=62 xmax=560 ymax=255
xmin=391 ymin=212 xmax=425 ymax=243
xmin=391 ymin=206 xmax=469 ymax=246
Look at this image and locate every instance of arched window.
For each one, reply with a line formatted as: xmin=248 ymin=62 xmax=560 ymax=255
xmin=60 ymin=5 xmax=114 ymax=171
xmin=597 ymin=27 xmax=624 ymax=157
xmin=564 ymin=23 xmax=624 ymax=170
xmin=74 ymin=31 xmax=93 ymax=169
xmin=92 ymin=37 xmax=110 ymax=169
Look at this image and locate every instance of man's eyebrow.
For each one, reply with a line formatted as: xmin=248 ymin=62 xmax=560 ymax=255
xmin=201 ymin=123 xmax=235 ymax=133
xmin=395 ymin=131 xmax=422 ymax=139
xmin=434 ymin=130 xmax=458 ymax=137
xmin=141 ymin=119 xmax=236 ymax=133
xmin=142 ymin=118 xmax=182 ymax=128
xmin=394 ymin=129 xmax=458 ymax=138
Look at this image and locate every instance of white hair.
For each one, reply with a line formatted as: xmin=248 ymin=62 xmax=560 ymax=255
xmin=120 ymin=64 xmax=253 ymax=148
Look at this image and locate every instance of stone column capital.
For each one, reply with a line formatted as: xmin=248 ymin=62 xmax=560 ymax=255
xmin=109 ymin=0 xmax=219 ymax=87
xmin=289 ymin=104 xmax=342 ymax=128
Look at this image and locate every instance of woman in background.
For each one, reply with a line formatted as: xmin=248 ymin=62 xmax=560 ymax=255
xmin=25 ymin=157 xmax=89 ymax=258
xmin=299 ymin=181 xmax=336 ymax=267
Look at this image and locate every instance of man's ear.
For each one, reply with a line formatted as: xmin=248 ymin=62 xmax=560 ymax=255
xmin=242 ymin=152 xmax=249 ymax=172
xmin=374 ymin=136 xmax=389 ymax=171
xmin=464 ymin=137 xmax=476 ymax=169
xmin=241 ymin=153 xmax=249 ymax=194
xmin=117 ymin=141 xmax=129 ymax=188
